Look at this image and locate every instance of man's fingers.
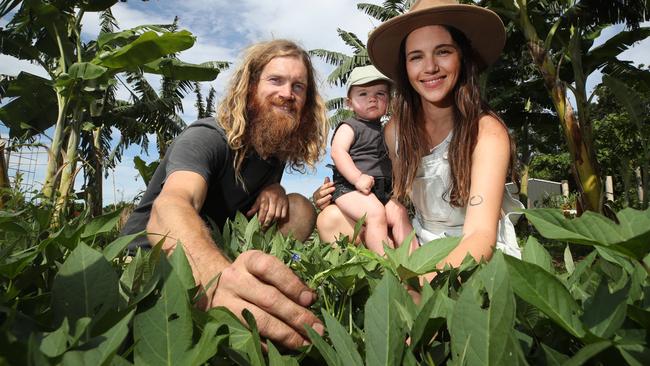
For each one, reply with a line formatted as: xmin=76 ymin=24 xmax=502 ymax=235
xmin=237 ymin=273 xmax=322 ymax=340
xmin=246 ymin=200 xmax=260 ymax=217
xmin=241 ymin=251 xmax=316 ymax=306
xmin=214 ymin=296 xmax=311 ymax=349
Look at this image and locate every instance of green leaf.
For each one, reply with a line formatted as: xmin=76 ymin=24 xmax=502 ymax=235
xmin=40 ymin=318 xmax=70 ymax=357
xmin=581 ymin=279 xmax=629 ymax=338
xmin=564 ymin=245 xmax=576 ymax=274
xmin=584 ymin=28 xmax=650 ymax=75
xmin=168 ymin=243 xmax=196 ymax=291
xmin=0 ymin=72 xmax=57 ymax=137
xmin=103 ymin=231 xmax=143 ymax=261
xmin=322 ymin=311 xmax=363 ymax=366
xmin=81 ymin=209 xmax=122 ymax=238
xmin=525 ymin=208 xmax=650 ymax=259
xmin=207 ymin=307 xmax=262 ymax=361
xmin=241 ymin=309 xmax=265 ymax=366
xmin=142 ymin=59 xmax=228 ymax=81
xmin=616 ymin=343 xmax=650 ymax=366
xmin=67 ymin=62 xmax=108 ymax=80
xmin=267 ymin=341 xmax=299 ymax=366
xmin=61 ymin=310 xmax=134 ymax=365
xmin=522 ymin=236 xmax=554 ymax=273
xmin=409 ymin=288 xmax=450 ymax=348
xmin=133 ymin=256 xmax=192 ymax=365
xmin=80 ymin=0 xmax=118 ymax=12
xmin=449 ymin=252 xmax=523 ymax=365
xmin=305 ymin=325 xmax=342 ymax=366
xmin=539 ymin=343 xmax=569 ymax=365
xmin=504 ymin=255 xmax=586 ymax=339
xmin=133 ymin=156 xmax=159 ymax=186
xmin=562 ymin=341 xmax=612 ymax=366
xmin=364 ymin=272 xmax=407 ymax=366
xmin=51 ymin=243 xmax=119 ymax=327
xmin=182 ymin=321 xmax=228 ymax=366
xmin=96 ymin=30 xmax=195 ymax=69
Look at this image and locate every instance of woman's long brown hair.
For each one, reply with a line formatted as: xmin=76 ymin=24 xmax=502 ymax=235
xmin=391 ymin=26 xmax=517 ymax=207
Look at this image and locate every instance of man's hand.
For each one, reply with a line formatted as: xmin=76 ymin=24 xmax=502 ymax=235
xmin=247 ymin=183 xmax=288 ymax=227
xmin=355 ymin=173 xmax=374 ymax=195
xmin=210 ymin=250 xmax=324 ymax=349
xmin=312 ymin=177 xmax=335 ymax=210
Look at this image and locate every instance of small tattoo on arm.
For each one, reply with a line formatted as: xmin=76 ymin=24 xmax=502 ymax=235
xmin=469 ymin=195 xmax=484 ymax=206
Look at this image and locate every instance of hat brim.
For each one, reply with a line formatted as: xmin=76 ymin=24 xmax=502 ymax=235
xmin=367 ymin=4 xmax=505 ymax=80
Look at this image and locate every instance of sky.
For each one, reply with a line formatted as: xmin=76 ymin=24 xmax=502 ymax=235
xmin=1 ymin=0 xmax=649 ymax=206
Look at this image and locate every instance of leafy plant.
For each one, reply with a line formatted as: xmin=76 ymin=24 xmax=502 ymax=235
xmin=1 ymin=196 xmax=649 ymax=365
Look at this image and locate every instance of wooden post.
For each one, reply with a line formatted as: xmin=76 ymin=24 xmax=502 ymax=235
xmin=561 ymin=180 xmax=570 ymax=197
xmin=635 ymin=167 xmax=644 ymax=203
xmin=605 ymin=175 xmax=614 ymax=202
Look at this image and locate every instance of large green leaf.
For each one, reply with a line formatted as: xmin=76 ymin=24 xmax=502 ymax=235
xmin=384 ymin=236 xmax=460 ymax=280
xmin=522 ymin=236 xmax=554 ymax=273
xmin=207 ymin=307 xmax=263 ymax=362
xmin=133 ymin=256 xmax=193 ymax=366
xmin=96 ymin=30 xmax=195 ymax=69
xmin=51 ymin=242 xmax=119 ymax=327
xmin=81 ymin=209 xmax=122 ymax=238
xmin=182 ymin=321 xmax=228 ymax=366
xmin=581 ymin=279 xmax=629 ymax=338
xmin=504 ymin=255 xmax=587 ymax=339
xmin=562 ymin=341 xmax=612 ymax=366
xmin=409 ymin=288 xmax=452 ymax=349
xmin=449 ymin=252 xmax=523 ymax=365
xmin=142 ymin=59 xmax=228 ymax=81
xmin=103 ymin=231 xmax=143 ymax=261
xmin=66 ymin=62 xmax=109 ymax=80
xmin=60 ymin=310 xmax=134 ymax=365
xmin=305 ymin=325 xmax=342 ymax=366
xmin=0 ymin=72 xmax=57 ymax=137
xmin=322 ymin=311 xmax=363 ymax=366
xmin=524 ymin=208 xmax=650 ymax=259
xmin=584 ymin=27 xmax=650 ymax=75
xmin=364 ymin=272 xmax=407 ymax=366
xmin=80 ymin=0 xmax=118 ymax=12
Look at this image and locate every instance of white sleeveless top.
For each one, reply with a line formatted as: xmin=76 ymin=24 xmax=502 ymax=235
xmin=403 ymin=131 xmax=523 ymax=258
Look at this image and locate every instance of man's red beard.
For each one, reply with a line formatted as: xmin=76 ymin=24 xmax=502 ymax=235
xmin=246 ymin=95 xmax=303 ymax=160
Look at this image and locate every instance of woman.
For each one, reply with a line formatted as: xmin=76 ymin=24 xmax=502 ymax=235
xmin=315 ymin=0 xmax=523 ymax=269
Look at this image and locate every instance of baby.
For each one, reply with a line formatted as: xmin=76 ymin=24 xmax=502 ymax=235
xmin=330 ymin=65 xmax=415 ymax=255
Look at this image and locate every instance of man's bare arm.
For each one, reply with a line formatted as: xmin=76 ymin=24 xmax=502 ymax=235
xmin=146 ymin=170 xmax=323 ymax=349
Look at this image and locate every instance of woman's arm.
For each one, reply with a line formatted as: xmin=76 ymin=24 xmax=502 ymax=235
xmin=440 ymin=115 xmax=510 ymax=268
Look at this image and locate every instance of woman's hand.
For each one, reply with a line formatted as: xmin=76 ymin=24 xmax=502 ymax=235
xmin=312 ymin=177 xmax=336 ymax=210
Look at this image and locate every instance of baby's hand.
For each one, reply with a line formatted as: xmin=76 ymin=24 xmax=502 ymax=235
xmin=355 ymin=174 xmax=374 ymax=195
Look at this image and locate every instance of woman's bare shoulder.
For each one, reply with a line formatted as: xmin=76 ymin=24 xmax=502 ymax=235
xmin=477 ymin=114 xmax=509 ymax=142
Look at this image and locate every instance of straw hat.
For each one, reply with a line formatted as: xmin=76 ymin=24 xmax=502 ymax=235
xmin=367 ymin=0 xmax=506 ymax=79
xmin=345 ymin=65 xmax=392 ymax=94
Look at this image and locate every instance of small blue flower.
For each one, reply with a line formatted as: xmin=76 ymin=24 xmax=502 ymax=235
xmin=291 ymin=253 xmax=301 ymax=262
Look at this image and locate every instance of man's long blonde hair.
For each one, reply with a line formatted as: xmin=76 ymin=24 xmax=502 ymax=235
xmin=217 ymin=40 xmax=328 ymax=181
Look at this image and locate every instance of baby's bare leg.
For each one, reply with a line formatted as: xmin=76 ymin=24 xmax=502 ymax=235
xmin=385 ymin=199 xmax=419 ymax=253
xmin=335 ymin=191 xmax=389 ymax=255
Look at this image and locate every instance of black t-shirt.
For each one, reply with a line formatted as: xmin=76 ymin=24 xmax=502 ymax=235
xmin=121 ymin=118 xmax=285 ymax=248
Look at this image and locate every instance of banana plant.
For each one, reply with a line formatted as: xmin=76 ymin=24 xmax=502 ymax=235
xmin=0 ymin=0 xmax=226 ymax=220
xmin=487 ymin=0 xmax=650 ymax=213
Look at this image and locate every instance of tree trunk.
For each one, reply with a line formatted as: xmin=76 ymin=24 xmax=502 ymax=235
xmin=0 ymin=141 xmax=9 ymax=208
xmin=42 ymin=95 xmax=70 ymax=200
xmin=54 ymin=120 xmax=81 ymax=221
xmin=86 ymin=126 xmax=104 ymax=217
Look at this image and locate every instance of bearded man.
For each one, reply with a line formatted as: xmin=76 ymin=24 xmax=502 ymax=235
xmin=121 ymin=40 xmax=329 ymax=349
